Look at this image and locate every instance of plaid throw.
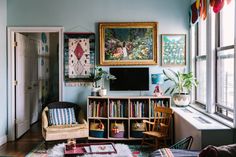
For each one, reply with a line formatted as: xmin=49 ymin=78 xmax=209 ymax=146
xmin=49 ymin=108 xmax=76 ymax=125
xmin=159 ymin=148 xmax=174 ymax=157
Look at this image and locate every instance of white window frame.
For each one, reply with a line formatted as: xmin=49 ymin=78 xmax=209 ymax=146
xmin=191 ymin=2 xmax=236 ymax=127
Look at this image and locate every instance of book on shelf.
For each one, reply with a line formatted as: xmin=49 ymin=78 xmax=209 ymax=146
xmin=130 ymin=101 xmax=148 ymax=118
xmin=150 ymin=99 xmax=169 ymax=117
xmin=89 ymin=100 xmax=107 ymax=117
xmin=109 ymin=100 xmax=127 ymax=117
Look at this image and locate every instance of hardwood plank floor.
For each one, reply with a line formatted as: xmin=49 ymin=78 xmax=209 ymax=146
xmin=0 ymin=122 xmax=43 ymax=157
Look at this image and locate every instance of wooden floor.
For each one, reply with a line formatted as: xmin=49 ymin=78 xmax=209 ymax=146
xmin=0 ymin=122 xmax=43 ymax=157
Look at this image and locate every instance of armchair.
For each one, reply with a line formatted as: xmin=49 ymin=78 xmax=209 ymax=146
xmin=42 ymin=102 xmax=88 ymax=141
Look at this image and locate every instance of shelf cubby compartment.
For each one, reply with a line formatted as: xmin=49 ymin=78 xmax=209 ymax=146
xmin=109 ymin=99 xmax=128 ymax=118
xmin=150 ymin=98 xmax=170 ymax=117
xmin=130 ymin=99 xmax=149 ymax=118
xmin=109 ymin=120 xmax=128 ymax=139
xmin=89 ymin=119 xmax=108 ymax=138
xmin=88 ymin=98 xmax=108 ymax=118
xmin=130 ymin=119 xmax=146 ymax=138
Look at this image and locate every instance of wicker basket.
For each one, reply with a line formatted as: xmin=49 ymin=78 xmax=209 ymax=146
xmin=110 ymin=121 xmax=125 ymax=138
xmin=89 ymin=120 xmax=105 ymax=138
xmin=131 ymin=121 xmax=146 ymax=138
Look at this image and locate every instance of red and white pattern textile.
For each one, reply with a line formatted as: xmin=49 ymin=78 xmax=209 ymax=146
xmin=69 ymin=38 xmax=90 ymax=78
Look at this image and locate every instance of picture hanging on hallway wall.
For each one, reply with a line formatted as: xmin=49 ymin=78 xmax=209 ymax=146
xmin=99 ymin=22 xmax=158 ymax=66
xmin=64 ymin=32 xmax=95 ymax=85
xmin=161 ymin=34 xmax=186 ymax=66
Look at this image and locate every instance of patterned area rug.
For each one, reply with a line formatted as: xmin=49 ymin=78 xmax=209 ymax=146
xmin=26 ymin=142 xmax=152 ymax=157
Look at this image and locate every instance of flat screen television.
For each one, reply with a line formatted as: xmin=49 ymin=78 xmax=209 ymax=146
xmin=110 ymin=67 xmax=149 ymax=91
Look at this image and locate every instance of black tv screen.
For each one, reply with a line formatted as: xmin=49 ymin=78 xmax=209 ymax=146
xmin=110 ymin=68 xmax=149 ymax=91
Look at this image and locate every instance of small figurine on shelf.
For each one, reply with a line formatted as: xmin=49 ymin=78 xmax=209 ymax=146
xmin=151 ymin=73 xmax=164 ymax=97
xmin=153 ymin=85 xmax=163 ymax=97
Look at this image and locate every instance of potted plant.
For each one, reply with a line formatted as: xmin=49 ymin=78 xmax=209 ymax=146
xmin=163 ymin=69 xmax=198 ymax=106
xmin=89 ymin=67 xmax=116 ymax=96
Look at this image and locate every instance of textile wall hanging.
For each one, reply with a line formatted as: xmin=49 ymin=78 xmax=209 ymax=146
xmin=64 ymin=32 xmax=95 ymax=86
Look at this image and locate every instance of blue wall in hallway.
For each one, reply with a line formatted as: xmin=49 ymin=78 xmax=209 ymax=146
xmin=5 ymin=0 xmax=190 ymax=127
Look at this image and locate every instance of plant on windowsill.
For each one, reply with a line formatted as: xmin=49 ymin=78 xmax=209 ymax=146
xmin=163 ymin=69 xmax=198 ymax=106
xmin=89 ymin=67 xmax=116 ymax=96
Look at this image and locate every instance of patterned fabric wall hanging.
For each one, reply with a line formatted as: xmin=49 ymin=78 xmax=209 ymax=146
xmin=64 ymin=32 xmax=95 ymax=86
xmin=68 ymin=38 xmax=90 ymax=78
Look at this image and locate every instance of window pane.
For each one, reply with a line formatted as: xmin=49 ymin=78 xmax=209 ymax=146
xmin=196 ymin=58 xmax=206 ymax=104
xmin=199 ymin=20 xmax=207 ymax=55
xmin=217 ymin=49 xmax=234 ymax=109
xmin=220 ymin=1 xmax=235 ymax=47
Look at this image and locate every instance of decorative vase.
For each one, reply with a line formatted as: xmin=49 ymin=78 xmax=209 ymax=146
xmin=99 ymin=88 xmax=107 ymax=96
xmin=173 ymin=93 xmax=191 ymax=107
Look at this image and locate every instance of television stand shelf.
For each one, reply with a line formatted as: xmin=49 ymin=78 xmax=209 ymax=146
xmin=87 ymin=96 xmax=171 ymax=140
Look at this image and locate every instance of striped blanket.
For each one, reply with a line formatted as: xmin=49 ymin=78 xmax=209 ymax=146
xmin=150 ymin=148 xmax=199 ymax=157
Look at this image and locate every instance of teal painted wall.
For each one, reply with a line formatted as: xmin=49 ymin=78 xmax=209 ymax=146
xmin=0 ymin=0 xmax=7 ymax=139
xmin=7 ymin=0 xmax=190 ymax=111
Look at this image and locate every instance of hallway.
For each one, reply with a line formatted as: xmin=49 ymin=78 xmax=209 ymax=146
xmin=0 ymin=122 xmax=43 ymax=157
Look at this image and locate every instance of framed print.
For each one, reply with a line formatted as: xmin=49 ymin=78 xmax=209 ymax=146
xmin=64 ymin=32 xmax=95 ymax=83
xmin=99 ymin=22 xmax=158 ymax=66
xmin=161 ymin=34 xmax=186 ymax=66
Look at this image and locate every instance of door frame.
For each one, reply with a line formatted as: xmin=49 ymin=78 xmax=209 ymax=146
xmin=7 ymin=27 xmax=64 ymax=141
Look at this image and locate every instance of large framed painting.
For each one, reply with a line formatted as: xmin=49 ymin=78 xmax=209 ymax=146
xmin=64 ymin=32 xmax=95 ymax=84
xmin=161 ymin=34 xmax=186 ymax=66
xmin=99 ymin=22 xmax=158 ymax=66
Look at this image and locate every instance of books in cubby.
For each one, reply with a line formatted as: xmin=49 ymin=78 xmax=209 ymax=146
xmin=130 ymin=100 xmax=148 ymax=118
xmin=88 ymin=100 xmax=107 ymax=117
xmin=150 ymin=99 xmax=170 ymax=117
xmin=109 ymin=100 xmax=128 ymax=117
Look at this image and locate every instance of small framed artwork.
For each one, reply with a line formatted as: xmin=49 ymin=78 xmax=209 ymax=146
xmin=99 ymin=22 xmax=158 ymax=66
xmin=161 ymin=34 xmax=186 ymax=66
xmin=64 ymin=32 xmax=95 ymax=83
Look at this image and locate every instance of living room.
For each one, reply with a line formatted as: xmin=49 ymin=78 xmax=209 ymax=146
xmin=0 ymin=0 xmax=235 ymax=156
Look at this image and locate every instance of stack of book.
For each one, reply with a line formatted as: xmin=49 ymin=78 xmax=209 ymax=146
xmin=88 ymin=100 xmax=107 ymax=117
xmin=109 ymin=100 xmax=128 ymax=117
xmin=130 ymin=101 xmax=148 ymax=118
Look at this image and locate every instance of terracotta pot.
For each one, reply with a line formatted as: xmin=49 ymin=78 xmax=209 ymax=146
xmin=173 ymin=93 xmax=191 ymax=107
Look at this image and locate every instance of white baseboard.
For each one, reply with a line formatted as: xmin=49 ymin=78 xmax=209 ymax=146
xmin=0 ymin=135 xmax=7 ymax=146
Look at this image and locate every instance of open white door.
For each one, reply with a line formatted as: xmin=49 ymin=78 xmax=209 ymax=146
xmin=29 ymin=39 xmax=39 ymax=124
xmin=15 ymin=33 xmax=31 ymax=138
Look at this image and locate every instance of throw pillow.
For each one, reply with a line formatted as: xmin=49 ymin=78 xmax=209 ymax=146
xmin=48 ymin=108 xmax=77 ymax=125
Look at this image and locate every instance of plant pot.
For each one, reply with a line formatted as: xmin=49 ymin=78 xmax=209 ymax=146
xmin=91 ymin=87 xmax=100 ymax=96
xmin=173 ymin=93 xmax=191 ymax=107
xmin=99 ymin=88 xmax=107 ymax=96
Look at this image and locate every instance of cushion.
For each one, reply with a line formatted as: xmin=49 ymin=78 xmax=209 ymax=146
xmin=199 ymin=144 xmax=236 ymax=157
xmin=48 ymin=108 xmax=77 ymax=125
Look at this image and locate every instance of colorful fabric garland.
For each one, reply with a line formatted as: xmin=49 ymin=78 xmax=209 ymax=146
xmin=200 ymin=0 xmax=207 ymax=20
xmin=190 ymin=0 xmax=233 ymax=25
xmin=190 ymin=1 xmax=199 ymax=25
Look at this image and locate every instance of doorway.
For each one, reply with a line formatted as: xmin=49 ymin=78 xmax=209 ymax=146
xmin=7 ymin=27 xmax=64 ymax=141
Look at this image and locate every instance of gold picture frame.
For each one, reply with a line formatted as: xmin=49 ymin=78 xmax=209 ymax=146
xmin=99 ymin=22 xmax=158 ymax=66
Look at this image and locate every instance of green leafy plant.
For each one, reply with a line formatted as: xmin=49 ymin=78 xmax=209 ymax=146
xmin=89 ymin=67 xmax=116 ymax=88
xmin=163 ymin=69 xmax=198 ymax=95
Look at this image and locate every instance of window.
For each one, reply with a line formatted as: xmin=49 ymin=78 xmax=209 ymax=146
xmin=192 ymin=1 xmax=235 ymax=122
xmin=215 ymin=1 xmax=235 ymax=120
xmin=195 ymin=19 xmax=207 ymax=105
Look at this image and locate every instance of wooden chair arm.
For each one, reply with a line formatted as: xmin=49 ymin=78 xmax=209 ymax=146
xmin=143 ymin=120 xmax=155 ymax=125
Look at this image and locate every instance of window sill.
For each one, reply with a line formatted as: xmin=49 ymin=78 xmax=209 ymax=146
xmin=189 ymin=103 xmax=234 ymax=128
